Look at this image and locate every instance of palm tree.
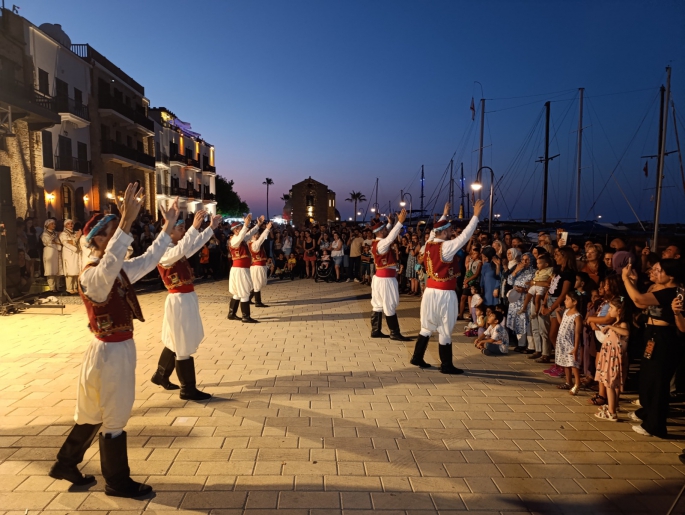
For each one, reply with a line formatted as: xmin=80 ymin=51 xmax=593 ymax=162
xmin=263 ymin=178 xmax=274 ymax=219
xmin=345 ymin=191 xmax=367 ymax=222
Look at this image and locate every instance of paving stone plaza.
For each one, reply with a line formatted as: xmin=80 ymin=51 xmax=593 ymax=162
xmin=1 ymin=280 xmax=685 ymax=514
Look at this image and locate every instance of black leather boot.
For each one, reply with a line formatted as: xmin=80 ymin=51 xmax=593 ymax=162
xmin=99 ymin=432 xmax=153 ymax=498
xmin=370 ymin=311 xmax=389 ymax=338
xmin=240 ymin=301 xmax=259 ymax=323
xmin=410 ymin=335 xmax=432 ymax=368
xmin=254 ymin=291 xmax=269 ymax=308
xmin=150 ymin=347 xmax=179 ymax=390
xmin=386 ymin=314 xmax=411 ymax=341
xmin=227 ymin=298 xmax=240 ymax=320
xmin=439 ymin=343 xmax=464 ymax=375
xmin=175 ymin=357 xmax=212 ymax=401
xmin=249 ymin=291 xmax=255 ymax=304
xmin=49 ymin=423 xmax=101 ymax=485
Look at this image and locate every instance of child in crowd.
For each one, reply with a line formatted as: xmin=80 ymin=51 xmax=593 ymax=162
xmin=320 ymin=249 xmax=331 ymax=270
xmin=470 ymin=285 xmax=484 ymax=325
xmin=476 ymin=305 xmax=486 ymax=338
xmin=287 ymin=252 xmax=297 ymax=274
xmin=475 ymin=311 xmax=509 ymax=355
xmin=265 ymin=257 xmax=275 ymax=278
xmin=518 ymin=254 xmax=553 ymax=315
xmin=581 ymin=286 xmax=602 ymax=387
xmin=200 ymin=242 xmax=210 ymax=279
xmin=594 ymin=298 xmax=630 ymax=421
xmin=555 ymin=291 xmax=583 ymax=395
xmin=360 ymin=244 xmax=372 ymax=284
xmin=273 ymin=252 xmax=287 ymax=279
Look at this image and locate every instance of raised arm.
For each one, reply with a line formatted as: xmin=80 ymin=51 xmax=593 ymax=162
xmin=377 ymin=209 xmax=407 ymax=254
xmin=158 ymin=226 xmax=199 ymax=267
xmin=429 ymin=202 xmax=451 ymax=241
xmin=251 ymin=223 xmax=272 ymax=252
xmin=244 ymin=215 xmax=265 ymax=242
xmin=79 ymin=229 xmax=132 ymax=303
xmin=441 ymin=211 xmax=482 ymax=261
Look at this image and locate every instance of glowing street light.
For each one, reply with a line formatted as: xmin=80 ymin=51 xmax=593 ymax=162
xmin=471 ymin=166 xmax=495 ymax=233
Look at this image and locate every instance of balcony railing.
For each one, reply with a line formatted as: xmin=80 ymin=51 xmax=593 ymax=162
xmin=202 ymin=163 xmax=216 ymax=173
xmin=203 ymin=192 xmax=216 ymax=201
xmin=170 ymin=153 xmax=200 ymax=169
xmin=157 ymin=184 xmax=170 ymax=196
xmin=0 ymin=75 xmax=58 ymax=113
xmin=98 ymin=92 xmax=154 ymax=132
xmin=55 ymin=97 xmax=89 ymax=121
xmin=101 ymin=139 xmax=155 ymax=168
xmin=171 ymin=186 xmax=188 ymax=197
xmin=71 ymin=44 xmax=144 ymax=95
xmin=54 ymin=156 xmax=91 ymax=175
xmin=156 ymin=152 xmax=169 ymax=165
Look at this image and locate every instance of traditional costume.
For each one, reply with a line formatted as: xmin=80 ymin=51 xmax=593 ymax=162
xmin=369 ymin=220 xmax=410 ymax=341
xmin=250 ymin=226 xmax=271 ymax=308
xmin=49 ymin=213 xmax=171 ymax=498
xmin=41 ymin=220 xmax=61 ymax=291
xmin=79 ymin=234 xmax=92 ymax=266
xmin=151 ymin=221 xmax=215 ymax=400
xmin=59 ymin=220 xmax=81 ymax=293
xmin=410 ymin=215 xmax=479 ymax=373
xmin=227 ymin=221 xmax=260 ymax=323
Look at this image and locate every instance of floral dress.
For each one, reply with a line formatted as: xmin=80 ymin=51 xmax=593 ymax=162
xmin=555 ymin=310 xmax=581 ymax=368
xmin=594 ymin=326 xmax=628 ymax=390
xmin=505 ymin=267 xmax=535 ymax=336
xmin=406 ymin=247 xmax=418 ymax=279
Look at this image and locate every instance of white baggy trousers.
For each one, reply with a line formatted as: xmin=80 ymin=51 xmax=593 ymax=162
xmin=229 ymin=267 xmax=253 ymax=302
xmin=370 ymin=275 xmax=399 ymax=316
xmin=419 ymin=288 xmax=458 ymax=345
xmin=250 ymin=265 xmax=267 ymax=293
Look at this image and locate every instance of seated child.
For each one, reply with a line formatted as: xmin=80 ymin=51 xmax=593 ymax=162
xmin=475 ymin=311 xmax=509 ymax=355
xmin=518 ymin=254 xmax=553 ymax=314
xmin=266 ymin=257 xmax=275 ymax=278
xmin=360 ymin=244 xmax=372 ymax=284
xmin=320 ymin=249 xmax=331 ymax=270
xmin=274 ymin=252 xmax=287 ymax=278
xmin=287 ymin=252 xmax=297 ymax=272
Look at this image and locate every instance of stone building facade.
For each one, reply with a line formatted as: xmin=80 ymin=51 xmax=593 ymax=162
xmin=287 ymin=177 xmax=336 ymax=227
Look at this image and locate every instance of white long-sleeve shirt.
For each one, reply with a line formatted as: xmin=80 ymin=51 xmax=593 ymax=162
xmin=250 ymin=227 xmax=270 ymax=253
xmin=374 ymin=221 xmax=403 ymax=255
xmin=230 ymin=223 xmax=260 ymax=248
xmin=80 ymin=228 xmax=171 ymax=303
xmin=159 ymin=226 xmax=214 ymax=268
xmin=429 ymin=215 xmax=480 ymax=262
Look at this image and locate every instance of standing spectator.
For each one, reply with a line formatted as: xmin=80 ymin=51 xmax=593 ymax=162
xmin=460 ymin=245 xmax=482 ymax=319
xmin=41 ymin=219 xmax=62 ymax=292
xmin=303 ymin=232 xmax=316 ymax=278
xmin=480 ymin=247 xmax=501 ymax=306
xmin=555 ymin=291 xmax=583 ymax=395
xmin=282 ymin=231 xmax=293 ymax=257
xmin=330 ymin=231 xmax=344 ymax=282
xmin=349 ymin=230 xmax=364 ymax=282
xmin=505 ymin=253 xmax=536 ymax=352
xmin=405 ymin=234 xmax=421 ymax=296
xmin=60 ymin=219 xmax=82 ymax=294
xmin=581 ymin=244 xmax=606 ymax=286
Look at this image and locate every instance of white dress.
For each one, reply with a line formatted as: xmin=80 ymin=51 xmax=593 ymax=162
xmin=555 ymin=310 xmax=581 ymax=368
xmin=60 ymin=230 xmax=81 ymax=276
xmin=160 ymin=226 xmax=215 ymax=357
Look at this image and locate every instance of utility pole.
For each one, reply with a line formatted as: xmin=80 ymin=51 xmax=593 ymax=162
xmin=575 ymin=88 xmax=584 ymax=221
xmin=477 ymin=98 xmax=485 ymax=200
xmin=536 ymin=101 xmax=559 ymax=224
xmin=449 ymin=159 xmax=454 ymax=217
xmin=653 ymin=67 xmax=671 ymax=252
xmin=420 ymin=164 xmax=424 ymax=217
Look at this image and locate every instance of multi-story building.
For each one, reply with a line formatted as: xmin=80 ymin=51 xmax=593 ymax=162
xmin=287 ymin=177 xmax=336 ymax=227
xmin=148 ymin=107 xmax=216 ymax=218
xmin=70 ymin=42 xmax=156 ymax=218
xmin=28 ymin=22 xmax=93 ymax=222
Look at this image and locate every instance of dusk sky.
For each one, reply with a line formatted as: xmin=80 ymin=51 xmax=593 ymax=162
xmin=22 ymin=0 xmax=685 ymax=223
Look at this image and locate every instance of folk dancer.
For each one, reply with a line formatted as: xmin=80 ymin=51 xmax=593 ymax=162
xmin=250 ymin=221 xmax=273 ymax=308
xmin=369 ymin=208 xmax=410 ymax=341
xmin=60 ymin=219 xmax=82 ymax=294
xmin=49 ymin=185 xmax=180 ymax=498
xmin=227 ymin=213 xmax=264 ymax=323
xmin=410 ymin=200 xmax=484 ymax=374
xmin=151 ymin=209 xmax=222 ymax=401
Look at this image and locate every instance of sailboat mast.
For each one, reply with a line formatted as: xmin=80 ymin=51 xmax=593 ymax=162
xmin=420 ymin=165 xmax=424 ymax=216
xmin=449 ymin=159 xmax=454 ymax=217
xmin=542 ymin=101 xmax=551 ymax=224
xmin=575 ymin=88 xmax=584 ymax=221
xmin=477 ymin=98 xmax=485 ymax=200
xmin=461 ymin=162 xmax=467 ymax=219
xmin=652 ymin=66 xmax=672 ymax=252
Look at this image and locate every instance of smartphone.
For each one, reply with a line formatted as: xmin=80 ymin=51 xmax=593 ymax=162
xmin=560 ymin=232 xmax=568 ymax=246
xmin=677 ymin=286 xmax=685 ymax=302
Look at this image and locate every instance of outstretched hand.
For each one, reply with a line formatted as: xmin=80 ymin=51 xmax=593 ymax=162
xmin=472 ymin=199 xmax=486 ymax=218
xmin=397 ymin=208 xmax=407 ymax=224
xmin=210 ymin=215 xmax=223 ymax=229
xmin=160 ymin=198 xmax=181 ymax=235
xmin=443 ymin=202 xmax=451 ymax=217
xmin=193 ymin=210 xmax=207 ymax=230
xmin=244 ymin=213 xmax=253 ymax=225
xmin=118 ymin=183 xmax=146 ymax=234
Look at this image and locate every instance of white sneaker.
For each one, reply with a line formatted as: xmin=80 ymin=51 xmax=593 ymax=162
xmin=629 ymin=411 xmax=642 ymax=422
xmin=632 ymin=424 xmax=652 ymax=437
xmin=346 ymin=278 xmax=351 ymax=282
xmin=630 ymin=399 xmax=641 ymax=407
xmin=354 ymin=279 xmax=360 ymax=283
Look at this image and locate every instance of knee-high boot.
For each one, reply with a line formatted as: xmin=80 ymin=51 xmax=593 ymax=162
xmin=240 ymin=301 xmax=259 ymax=323
xmin=49 ymin=423 xmax=101 ymax=485
xmin=439 ymin=343 xmax=464 ymax=375
xmin=370 ymin=312 xmax=388 ymax=338
xmin=386 ymin=314 xmax=411 ymax=341
xmin=254 ymin=291 xmax=269 ymax=308
xmin=410 ymin=335 xmax=432 ymax=368
xmin=150 ymin=347 xmax=179 ymax=390
xmin=99 ymin=432 xmax=153 ymax=498
xmin=175 ymin=357 xmax=212 ymax=401
xmin=227 ymin=298 xmax=240 ymax=320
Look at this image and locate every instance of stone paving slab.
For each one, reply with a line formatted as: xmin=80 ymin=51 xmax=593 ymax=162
xmin=1 ymin=278 xmax=685 ymax=514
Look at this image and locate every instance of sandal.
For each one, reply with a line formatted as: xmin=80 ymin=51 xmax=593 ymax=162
xmin=594 ymin=409 xmax=617 ymax=422
xmin=570 ymin=385 xmax=579 ymax=396
xmin=557 ymin=383 xmax=572 ymax=390
xmin=528 ymin=352 xmax=542 ymax=360
xmin=588 ymin=394 xmax=607 ymax=406
xmin=535 ymin=356 xmax=551 ymax=364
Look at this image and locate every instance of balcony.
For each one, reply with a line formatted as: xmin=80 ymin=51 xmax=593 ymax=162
xmin=170 ymin=153 xmax=200 ymax=169
xmin=156 ymin=152 xmax=170 ymax=166
xmin=54 ymin=155 xmax=92 ymax=180
xmin=156 ymin=184 xmax=170 ymax=196
xmin=71 ymin=44 xmax=144 ymax=95
xmin=97 ymin=92 xmax=154 ymax=134
xmin=202 ymin=162 xmax=216 ymax=174
xmin=101 ymin=139 xmax=155 ymax=170
xmin=203 ymin=192 xmax=216 ymax=202
xmin=0 ymin=75 xmax=60 ymax=130
xmin=170 ymin=186 xmax=188 ymax=197
xmin=55 ymin=97 xmax=89 ymax=128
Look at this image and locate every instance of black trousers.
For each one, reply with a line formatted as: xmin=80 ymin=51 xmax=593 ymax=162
xmin=636 ymin=325 xmax=683 ymax=437
xmin=349 ymin=256 xmax=361 ymax=280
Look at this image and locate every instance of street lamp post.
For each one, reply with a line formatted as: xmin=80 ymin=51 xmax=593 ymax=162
xmin=399 ymin=191 xmax=413 ymax=227
xmin=471 ymin=166 xmax=495 ymax=233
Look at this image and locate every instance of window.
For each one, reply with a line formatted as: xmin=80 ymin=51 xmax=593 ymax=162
xmin=101 ymin=124 xmax=110 ymax=142
xmin=170 ymin=142 xmax=178 ymax=156
xmin=115 ymin=131 xmax=121 ymax=144
xmin=55 ymin=78 xmax=68 ymax=100
xmin=185 ymin=148 xmax=193 ymax=159
xmin=38 ymin=69 xmax=49 ymax=95
xmin=74 ymin=88 xmax=83 ymax=106
xmin=58 ymin=135 xmax=72 ymax=160
xmin=77 ymin=142 xmax=87 ymax=161
xmin=106 ymin=173 xmax=114 ymax=191
xmin=113 ymin=88 xmax=123 ymax=102
xmin=137 ymin=140 xmax=144 ymax=153
xmin=126 ymin=135 xmax=132 ymax=148
xmin=98 ymin=78 xmax=110 ymax=97
xmin=42 ymin=131 xmax=53 ymax=168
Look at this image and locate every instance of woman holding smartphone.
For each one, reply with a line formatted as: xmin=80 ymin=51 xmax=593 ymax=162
xmin=622 ymin=259 xmax=683 ymax=437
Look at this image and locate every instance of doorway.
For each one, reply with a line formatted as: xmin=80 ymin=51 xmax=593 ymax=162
xmin=61 ymin=184 xmax=73 ymax=220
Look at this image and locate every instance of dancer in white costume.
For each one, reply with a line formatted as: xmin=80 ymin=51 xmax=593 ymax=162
xmin=59 ymin=219 xmax=82 ymax=294
xmin=227 ymin=213 xmax=264 ymax=323
xmin=369 ymin=208 xmax=410 ymax=341
xmin=410 ymin=200 xmax=484 ymax=374
xmin=250 ymin=222 xmax=273 ymax=308
xmin=49 ymin=185 xmax=180 ymax=498
xmin=151 ymin=209 xmax=222 ymax=400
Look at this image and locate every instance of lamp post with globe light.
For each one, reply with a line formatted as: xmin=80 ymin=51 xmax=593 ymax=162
xmin=471 ymin=166 xmax=494 ymax=233
xmin=399 ymin=191 xmax=413 ymax=227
